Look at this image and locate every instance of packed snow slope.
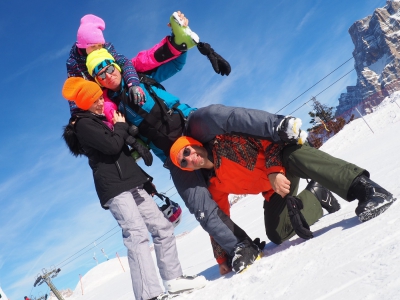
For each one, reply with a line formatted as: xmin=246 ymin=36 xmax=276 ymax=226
xmin=63 ymin=94 xmax=400 ymax=300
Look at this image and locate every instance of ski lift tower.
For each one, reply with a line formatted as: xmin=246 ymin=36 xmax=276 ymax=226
xmin=34 ymin=267 xmax=64 ymax=300
xmin=33 ymin=294 xmax=48 ymax=300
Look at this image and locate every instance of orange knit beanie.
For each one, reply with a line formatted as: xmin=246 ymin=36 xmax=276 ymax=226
xmin=170 ymin=136 xmax=203 ymax=171
xmin=62 ymin=77 xmax=103 ymax=110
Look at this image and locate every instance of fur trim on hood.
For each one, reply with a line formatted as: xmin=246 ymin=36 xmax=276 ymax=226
xmin=62 ymin=120 xmax=84 ymax=157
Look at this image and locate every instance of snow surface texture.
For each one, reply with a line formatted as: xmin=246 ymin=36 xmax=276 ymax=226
xmin=53 ymin=93 xmax=400 ymax=300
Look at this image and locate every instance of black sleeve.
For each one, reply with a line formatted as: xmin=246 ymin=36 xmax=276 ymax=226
xmin=75 ymin=118 xmax=129 ymax=155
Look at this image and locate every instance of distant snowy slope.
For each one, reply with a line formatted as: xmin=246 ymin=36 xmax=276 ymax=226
xmin=0 ymin=286 xmax=9 ymax=300
xmin=61 ymin=94 xmax=400 ymax=300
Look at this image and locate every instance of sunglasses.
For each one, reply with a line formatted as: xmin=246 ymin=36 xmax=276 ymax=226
xmin=180 ymin=147 xmax=192 ymax=168
xmin=97 ymin=65 xmax=115 ymax=80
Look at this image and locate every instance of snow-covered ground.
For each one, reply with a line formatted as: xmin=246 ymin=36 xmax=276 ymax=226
xmin=55 ymin=94 xmax=400 ymax=300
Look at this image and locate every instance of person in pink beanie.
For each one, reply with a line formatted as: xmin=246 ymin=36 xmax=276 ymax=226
xmin=66 ymin=14 xmax=146 ymax=116
xmin=66 ymin=11 xmax=231 ymax=121
xmin=75 ymin=14 xmax=106 ymax=51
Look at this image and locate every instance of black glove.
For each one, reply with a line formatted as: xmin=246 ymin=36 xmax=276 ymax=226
xmin=128 ymin=124 xmax=139 ymax=137
xmin=143 ymin=181 xmax=157 ymax=195
xmin=128 ymin=86 xmax=146 ymax=106
xmin=126 ymin=136 xmax=153 ymax=166
xmin=253 ymin=237 xmax=266 ymax=251
xmin=286 ymin=196 xmax=313 ymax=240
xmin=197 ymin=42 xmax=231 ymax=76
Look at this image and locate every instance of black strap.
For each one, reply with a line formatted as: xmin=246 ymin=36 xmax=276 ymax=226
xmin=155 ymin=192 xmax=170 ymax=203
xmin=137 ymin=72 xmax=166 ymax=91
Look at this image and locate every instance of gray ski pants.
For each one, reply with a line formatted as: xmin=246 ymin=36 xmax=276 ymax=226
xmin=107 ymin=187 xmax=182 ymax=300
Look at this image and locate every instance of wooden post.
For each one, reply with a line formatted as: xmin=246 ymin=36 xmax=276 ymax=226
xmin=79 ymin=274 xmax=84 ymax=295
xmin=116 ymin=252 xmax=125 ymax=272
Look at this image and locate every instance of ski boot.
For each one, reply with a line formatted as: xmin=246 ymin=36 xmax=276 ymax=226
xmin=306 ymin=180 xmax=341 ymax=214
xmin=350 ymin=175 xmax=396 ymax=222
xmin=163 ymin=275 xmax=207 ymax=295
xmin=169 ymin=12 xmax=200 ymax=50
xmin=277 ymin=116 xmax=308 ymax=145
xmin=231 ymin=239 xmax=262 ymax=274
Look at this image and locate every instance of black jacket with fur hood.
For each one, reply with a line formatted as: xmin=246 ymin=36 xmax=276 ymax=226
xmin=62 ymin=111 xmax=150 ymax=208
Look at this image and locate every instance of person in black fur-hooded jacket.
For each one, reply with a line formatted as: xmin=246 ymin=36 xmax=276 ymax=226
xmin=61 ymin=77 xmax=207 ymax=300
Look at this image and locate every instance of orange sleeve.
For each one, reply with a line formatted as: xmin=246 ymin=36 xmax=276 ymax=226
xmin=208 ymin=182 xmax=231 ymax=217
xmin=261 ymin=141 xmax=285 ymax=176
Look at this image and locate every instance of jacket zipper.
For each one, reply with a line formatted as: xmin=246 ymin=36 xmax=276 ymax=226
xmin=115 ymin=161 xmax=123 ymax=178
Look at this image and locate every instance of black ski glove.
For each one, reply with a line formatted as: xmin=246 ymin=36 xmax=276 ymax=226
xmin=197 ymin=42 xmax=231 ymax=76
xmin=286 ymin=196 xmax=313 ymax=240
xmin=128 ymin=124 xmax=139 ymax=137
xmin=128 ymin=86 xmax=146 ymax=106
xmin=143 ymin=181 xmax=157 ymax=196
xmin=253 ymin=237 xmax=266 ymax=251
xmin=126 ymin=136 xmax=153 ymax=166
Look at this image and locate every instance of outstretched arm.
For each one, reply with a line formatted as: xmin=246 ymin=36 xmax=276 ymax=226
xmin=105 ymin=42 xmax=140 ymax=87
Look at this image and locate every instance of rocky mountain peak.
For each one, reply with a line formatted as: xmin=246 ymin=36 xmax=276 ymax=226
xmin=336 ymin=0 xmax=400 ymax=116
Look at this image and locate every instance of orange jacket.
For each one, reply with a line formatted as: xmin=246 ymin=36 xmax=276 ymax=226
xmin=206 ymin=134 xmax=285 ymax=264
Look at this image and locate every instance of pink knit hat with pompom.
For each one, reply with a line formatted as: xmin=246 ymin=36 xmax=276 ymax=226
xmin=76 ymin=14 xmax=105 ymax=49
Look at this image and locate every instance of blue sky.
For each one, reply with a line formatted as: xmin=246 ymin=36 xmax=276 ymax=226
xmin=0 ymin=0 xmax=387 ymax=298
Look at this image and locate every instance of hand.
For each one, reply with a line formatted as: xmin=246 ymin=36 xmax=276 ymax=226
xmin=112 ymin=111 xmax=125 ymax=124
xmin=268 ymin=173 xmax=290 ymax=197
xmin=219 ymin=261 xmax=232 ymax=275
xmin=128 ymin=86 xmax=146 ymax=106
xmin=197 ymin=42 xmax=231 ymax=76
xmin=129 ymin=138 xmax=153 ymax=166
xmin=286 ymin=196 xmax=313 ymax=240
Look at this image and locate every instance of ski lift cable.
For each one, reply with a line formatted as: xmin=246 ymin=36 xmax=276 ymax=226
xmin=58 ymin=228 xmax=122 ymax=269
xmin=53 ymin=184 xmax=179 ymax=270
xmin=289 ymin=68 xmax=355 ymax=115
xmin=55 ymin=225 xmax=120 ymax=268
xmin=276 ymin=57 xmax=354 ymax=114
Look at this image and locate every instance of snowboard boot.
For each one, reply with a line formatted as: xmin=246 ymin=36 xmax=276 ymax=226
xmin=231 ymin=239 xmax=261 ymax=274
xmin=277 ymin=116 xmax=308 ymax=145
xmin=169 ymin=12 xmax=200 ymax=51
xmin=306 ymin=180 xmax=341 ymax=214
xmin=349 ymin=175 xmax=396 ymax=222
xmin=163 ymin=275 xmax=207 ymax=295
